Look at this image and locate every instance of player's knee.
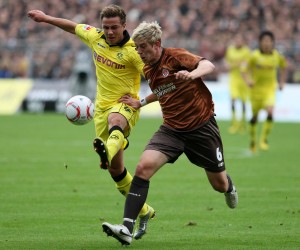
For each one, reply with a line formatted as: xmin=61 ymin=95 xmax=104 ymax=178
xmin=135 ymin=162 xmax=152 ymax=180
xmin=108 ymin=113 xmax=127 ymax=130
xmin=135 ymin=162 xmax=146 ymax=176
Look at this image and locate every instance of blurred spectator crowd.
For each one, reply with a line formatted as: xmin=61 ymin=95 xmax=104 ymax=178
xmin=1 ymin=0 xmax=300 ymax=83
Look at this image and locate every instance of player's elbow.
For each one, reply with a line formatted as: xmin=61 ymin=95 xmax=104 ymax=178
xmin=207 ymin=61 xmax=215 ymax=73
xmin=200 ymin=59 xmax=215 ymax=74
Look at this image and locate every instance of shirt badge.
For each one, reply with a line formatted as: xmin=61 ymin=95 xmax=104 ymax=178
xmin=117 ymin=52 xmax=123 ymax=60
xmin=162 ymin=68 xmax=169 ymax=77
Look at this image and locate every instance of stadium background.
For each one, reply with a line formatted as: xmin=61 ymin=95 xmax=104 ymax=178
xmin=0 ymin=0 xmax=299 ymax=120
xmin=1 ymin=2 xmax=300 ymax=249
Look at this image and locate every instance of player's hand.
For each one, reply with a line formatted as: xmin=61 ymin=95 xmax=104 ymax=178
xmin=27 ymin=10 xmax=47 ymax=22
xmin=174 ymin=70 xmax=194 ymax=80
xmin=118 ymin=94 xmax=141 ymax=109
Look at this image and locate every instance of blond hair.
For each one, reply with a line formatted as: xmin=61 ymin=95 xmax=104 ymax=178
xmin=132 ymin=21 xmax=162 ymax=45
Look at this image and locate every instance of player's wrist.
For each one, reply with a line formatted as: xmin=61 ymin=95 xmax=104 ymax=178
xmin=140 ymin=98 xmax=147 ymax=107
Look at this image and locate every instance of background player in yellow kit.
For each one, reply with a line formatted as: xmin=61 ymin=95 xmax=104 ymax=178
xmin=225 ymin=34 xmax=251 ymax=134
xmin=28 ymin=5 xmax=155 ymax=239
xmin=243 ymin=31 xmax=287 ymax=152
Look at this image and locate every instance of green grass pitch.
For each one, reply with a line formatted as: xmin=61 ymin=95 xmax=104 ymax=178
xmin=0 ymin=113 xmax=299 ymax=249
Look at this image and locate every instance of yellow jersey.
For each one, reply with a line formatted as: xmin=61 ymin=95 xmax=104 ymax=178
xmin=225 ymin=45 xmax=251 ymax=85
xmin=75 ymin=24 xmax=144 ymax=110
xmin=247 ymin=49 xmax=287 ymax=91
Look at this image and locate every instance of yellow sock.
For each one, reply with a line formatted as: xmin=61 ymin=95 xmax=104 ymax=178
xmin=116 ymin=170 xmax=150 ymax=217
xmin=115 ymin=170 xmax=132 ymax=196
xmin=107 ymin=129 xmax=124 ymax=160
xmin=261 ymin=120 xmax=273 ymax=142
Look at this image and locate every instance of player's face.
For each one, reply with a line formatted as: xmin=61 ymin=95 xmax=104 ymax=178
xmin=134 ymin=39 xmax=161 ymax=65
xmin=260 ymin=36 xmax=273 ymax=54
xmin=234 ymin=35 xmax=243 ymax=48
xmin=102 ymin=17 xmax=126 ymax=45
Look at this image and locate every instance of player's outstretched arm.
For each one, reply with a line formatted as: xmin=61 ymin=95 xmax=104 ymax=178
xmin=27 ymin=10 xmax=77 ymax=34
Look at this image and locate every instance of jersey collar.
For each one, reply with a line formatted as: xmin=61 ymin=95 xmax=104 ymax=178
xmin=101 ymin=30 xmax=130 ymax=47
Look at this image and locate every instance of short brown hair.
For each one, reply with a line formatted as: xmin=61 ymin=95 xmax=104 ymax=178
xmin=100 ymin=4 xmax=126 ymax=24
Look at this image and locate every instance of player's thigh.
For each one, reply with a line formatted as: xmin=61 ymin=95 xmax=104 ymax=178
xmin=263 ymin=90 xmax=276 ymax=108
xmin=250 ymin=93 xmax=264 ymax=116
xmin=110 ymin=102 xmax=140 ymax=137
xmin=145 ymin=125 xmax=184 ymax=164
xmin=230 ymin=82 xmax=238 ymax=99
xmin=184 ymin=117 xmax=226 ymax=173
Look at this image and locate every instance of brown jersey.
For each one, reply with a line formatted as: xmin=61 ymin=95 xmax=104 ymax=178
xmin=144 ymin=48 xmax=215 ymax=131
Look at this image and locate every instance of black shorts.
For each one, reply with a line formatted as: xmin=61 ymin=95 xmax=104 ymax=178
xmin=145 ymin=116 xmax=226 ymax=173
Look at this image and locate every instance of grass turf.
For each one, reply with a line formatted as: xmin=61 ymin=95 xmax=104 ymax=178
xmin=0 ymin=113 xmax=299 ymax=249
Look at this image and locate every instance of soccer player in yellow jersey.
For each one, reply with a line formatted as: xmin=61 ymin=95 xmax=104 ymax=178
xmin=225 ymin=34 xmax=251 ymax=134
xmin=243 ymin=31 xmax=287 ymax=152
xmin=28 ymin=5 xmax=155 ymax=239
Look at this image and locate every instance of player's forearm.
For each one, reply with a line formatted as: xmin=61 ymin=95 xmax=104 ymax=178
xmin=140 ymin=93 xmax=158 ymax=107
xmin=45 ymin=16 xmax=77 ymax=34
xmin=279 ymin=68 xmax=287 ymax=90
xmin=191 ymin=59 xmax=215 ymax=79
xmin=28 ymin=10 xmax=77 ymax=34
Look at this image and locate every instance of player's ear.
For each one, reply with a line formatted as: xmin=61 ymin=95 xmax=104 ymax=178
xmin=154 ymin=39 xmax=161 ymax=47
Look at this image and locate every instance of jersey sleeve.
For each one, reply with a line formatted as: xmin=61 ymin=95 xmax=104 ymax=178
xmin=75 ymin=24 xmax=101 ymax=49
xmin=131 ymin=49 xmax=145 ymax=77
xmin=171 ymin=48 xmax=202 ymax=70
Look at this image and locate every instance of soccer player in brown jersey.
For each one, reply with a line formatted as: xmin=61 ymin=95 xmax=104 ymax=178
xmin=101 ymin=21 xmax=238 ymax=246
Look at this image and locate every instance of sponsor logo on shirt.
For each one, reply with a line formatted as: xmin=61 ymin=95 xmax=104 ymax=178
xmin=97 ymin=43 xmax=106 ymax=48
xmin=153 ymin=82 xmax=176 ymax=97
xmin=83 ymin=25 xmax=93 ymax=31
xmin=93 ymin=52 xmax=125 ymax=69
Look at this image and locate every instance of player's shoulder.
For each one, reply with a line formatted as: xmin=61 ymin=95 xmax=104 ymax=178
xmin=251 ymin=49 xmax=261 ymax=57
xmin=166 ymin=47 xmax=187 ymax=53
xmin=243 ymin=45 xmax=251 ymax=53
xmin=123 ymin=38 xmax=137 ymax=50
xmin=121 ymin=39 xmax=140 ymax=59
xmin=272 ymin=49 xmax=284 ymax=57
xmin=76 ymin=24 xmax=103 ymax=37
xmin=164 ymin=48 xmax=191 ymax=59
